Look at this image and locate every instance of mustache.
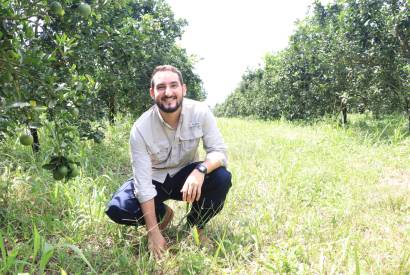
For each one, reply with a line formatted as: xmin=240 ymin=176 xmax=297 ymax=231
xmin=162 ymin=96 xmax=177 ymax=99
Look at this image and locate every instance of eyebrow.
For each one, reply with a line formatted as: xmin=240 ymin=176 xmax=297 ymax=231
xmin=156 ymin=81 xmax=179 ymax=86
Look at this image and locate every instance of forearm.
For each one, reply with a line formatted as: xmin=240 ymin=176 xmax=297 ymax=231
xmin=140 ymin=198 xmax=160 ymax=234
xmin=203 ymin=152 xmax=225 ymax=174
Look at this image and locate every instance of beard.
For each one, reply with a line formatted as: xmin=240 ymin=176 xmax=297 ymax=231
xmin=155 ymin=95 xmax=183 ymax=113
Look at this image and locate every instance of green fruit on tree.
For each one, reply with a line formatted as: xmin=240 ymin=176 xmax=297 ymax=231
xmin=78 ymin=3 xmax=91 ymax=17
xmin=53 ymin=169 xmax=65 ymax=180
xmin=20 ymin=134 xmax=34 ymax=146
xmin=58 ymin=165 xmax=69 ymax=177
xmin=70 ymin=107 xmax=80 ymax=117
xmin=67 ymin=163 xmax=80 ymax=178
xmin=50 ymin=1 xmax=62 ymax=12
xmin=70 ymin=167 xmax=80 ymax=177
xmin=29 ymin=100 xmax=37 ymax=107
xmin=50 ymin=1 xmax=64 ymax=16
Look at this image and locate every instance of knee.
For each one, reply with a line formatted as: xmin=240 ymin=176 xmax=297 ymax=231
xmin=209 ymin=167 xmax=232 ymax=193
xmin=105 ymin=179 xmax=143 ymax=226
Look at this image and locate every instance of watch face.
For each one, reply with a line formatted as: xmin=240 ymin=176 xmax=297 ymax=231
xmin=196 ymin=164 xmax=207 ymax=173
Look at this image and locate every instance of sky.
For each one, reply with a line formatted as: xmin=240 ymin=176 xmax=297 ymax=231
xmin=165 ymin=0 xmax=332 ymax=107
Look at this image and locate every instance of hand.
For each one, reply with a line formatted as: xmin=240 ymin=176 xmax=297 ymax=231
xmin=147 ymin=230 xmax=167 ymax=260
xmin=180 ymin=169 xmax=205 ymax=203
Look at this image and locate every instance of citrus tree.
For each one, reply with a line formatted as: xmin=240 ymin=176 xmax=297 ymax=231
xmin=0 ymin=0 xmax=205 ymax=180
xmin=216 ymin=0 xmax=409 ymax=129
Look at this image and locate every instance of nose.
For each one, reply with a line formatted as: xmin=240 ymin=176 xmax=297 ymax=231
xmin=164 ymin=86 xmax=173 ymax=96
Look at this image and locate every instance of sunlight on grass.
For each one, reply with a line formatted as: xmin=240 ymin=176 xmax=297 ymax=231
xmin=0 ymin=115 xmax=409 ymax=273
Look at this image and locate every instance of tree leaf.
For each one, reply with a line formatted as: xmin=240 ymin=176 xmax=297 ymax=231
xmin=8 ymin=102 xmax=31 ymax=108
xmin=42 ymin=163 xmax=56 ymax=170
xmin=29 ymin=122 xmax=43 ymax=129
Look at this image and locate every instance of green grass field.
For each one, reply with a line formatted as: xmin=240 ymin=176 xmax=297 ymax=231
xmin=1 ymin=115 xmax=409 ymax=274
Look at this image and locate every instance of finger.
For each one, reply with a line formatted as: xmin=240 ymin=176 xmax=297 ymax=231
xmin=195 ymin=187 xmax=201 ymax=201
xmin=191 ymin=186 xmax=198 ymax=203
xmin=157 ymin=243 xmax=167 ymax=260
xmin=181 ymin=184 xmax=187 ymax=201
xmin=187 ymin=183 xmax=194 ymax=202
xmin=154 ymin=249 xmax=162 ymax=260
xmin=180 ymin=183 xmax=187 ymax=193
xmin=186 ymin=184 xmax=191 ymax=202
xmin=149 ymin=246 xmax=159 ymax=260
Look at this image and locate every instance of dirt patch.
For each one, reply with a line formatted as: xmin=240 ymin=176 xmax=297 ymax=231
xmin=380 ymin=169 xmax=410 ymax=188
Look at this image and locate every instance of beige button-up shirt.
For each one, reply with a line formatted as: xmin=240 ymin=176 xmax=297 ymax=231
xmin=129 ymin=98 xmax=227 ymax=203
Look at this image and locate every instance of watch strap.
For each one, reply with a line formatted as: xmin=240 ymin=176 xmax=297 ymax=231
xmin=195 ymin=163 xmax=207 ymax=174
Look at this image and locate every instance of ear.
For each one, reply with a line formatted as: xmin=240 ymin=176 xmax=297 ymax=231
xmin=182 ymin=84 xmax=187 ymax=97
xmin=150 ymin=87 xmax=155 ymax=99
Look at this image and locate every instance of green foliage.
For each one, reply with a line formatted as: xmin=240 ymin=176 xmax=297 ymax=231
xmin=216 ymin=0 xmax=409 ymax=125
xmin=0 ymin=0 xmax=205 ymax=177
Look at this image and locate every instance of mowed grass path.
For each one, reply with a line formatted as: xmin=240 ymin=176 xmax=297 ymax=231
xmin=217 ymin=117 xmax=409 ymax=274
xmin=0 ymin=115 xmax=409 ymax=274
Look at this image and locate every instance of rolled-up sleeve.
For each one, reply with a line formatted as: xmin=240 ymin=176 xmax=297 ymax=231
xmin=129 ymin=125 xmax=157 ymax=203
xmin=202 ymin=108 xmax=228 ymax=167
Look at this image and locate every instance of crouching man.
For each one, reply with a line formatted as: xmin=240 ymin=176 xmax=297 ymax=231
xmin=106 ymin=65 xmax=232 ymax=259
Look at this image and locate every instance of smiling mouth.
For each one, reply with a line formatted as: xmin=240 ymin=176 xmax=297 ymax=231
xmin=163 ymin=97 xmax=176 ymax=102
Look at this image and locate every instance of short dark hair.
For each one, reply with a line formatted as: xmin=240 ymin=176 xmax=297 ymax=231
xmin=150 ymin=65 xmax=184 ymax=88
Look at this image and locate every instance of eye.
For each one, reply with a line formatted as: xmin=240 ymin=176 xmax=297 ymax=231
xmin=171 ymin=83 xmax=179 ymax=88
xmin=157 ymin=85 xmax=166 ymax=91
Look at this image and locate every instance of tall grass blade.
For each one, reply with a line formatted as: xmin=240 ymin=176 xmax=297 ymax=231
xmin=192 ymin=226 xmax=200 ymax=246
xmin=376 ymin=121 xmax=391 ymax=143
xmin=32 ymin=225 xmax=41 ymax=263
xmin=213 ymin=240 xmax=222 ymax=259
xmin=185 ymin=202 xmax=190 ymax=214
xmin=0 ymin=231 xmax=6 ymax=261
xmin=4 ymin=248 xmax=18 ymax=272
xmin=39 ymin=244 xmax=54 ymax=274
xmin=398 ymin=251 xmax=409 ymax=274
xmin=61 ymin=244 xmax=96 ymax=274
xmin=213 ymin=230 xmax=226 ymax=260
xmin=354 ymin=246 xmax=360 ymax=275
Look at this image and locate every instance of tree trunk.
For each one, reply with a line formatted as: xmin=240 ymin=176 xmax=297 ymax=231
xmin=108 ymin=95 xmax=116 ymax=125
xmin=406 ymin=98 xmax=410 ymax=132
xmin=340 ymin=98 xmax=348 ymax=125
xmin=342 ymin=105 xmax=347 ymax=125
xmin=408 ymin=111 xmax=410 ymax=132
xmin=30 ymin=127 xmax=40 ymax=153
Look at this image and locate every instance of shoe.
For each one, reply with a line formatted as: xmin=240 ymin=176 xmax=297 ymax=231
xmin=158 ymin=205 xmax=174 ymax=231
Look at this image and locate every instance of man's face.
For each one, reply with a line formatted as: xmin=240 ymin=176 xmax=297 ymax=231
xmin=150 ymin=70 xmax=186 ymax=113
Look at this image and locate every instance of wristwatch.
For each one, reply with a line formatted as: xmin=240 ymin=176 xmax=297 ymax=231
xmin=195 ymin=163 xmax=208 ymax=174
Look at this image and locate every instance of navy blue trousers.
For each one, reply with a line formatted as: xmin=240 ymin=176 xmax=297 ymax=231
xmin=105 ymin=162 xmax=232 ymax=229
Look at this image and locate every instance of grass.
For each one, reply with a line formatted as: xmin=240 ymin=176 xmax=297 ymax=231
xmin=0 ymin=114 xmax=409 ymax=274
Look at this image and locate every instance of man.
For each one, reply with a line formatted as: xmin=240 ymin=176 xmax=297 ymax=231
xmin=106 ymin=65 xmax=232 ymax=259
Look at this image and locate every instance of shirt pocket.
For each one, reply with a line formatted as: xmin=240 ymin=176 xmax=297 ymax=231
xmin=180 ymin=127 xmax=203 ymax=156
xmin=148 ymin=141 xmax=170 ymax=164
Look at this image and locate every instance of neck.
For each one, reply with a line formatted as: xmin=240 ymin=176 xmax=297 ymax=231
xmin=158 ymin=107 xmax=182 ymax=129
